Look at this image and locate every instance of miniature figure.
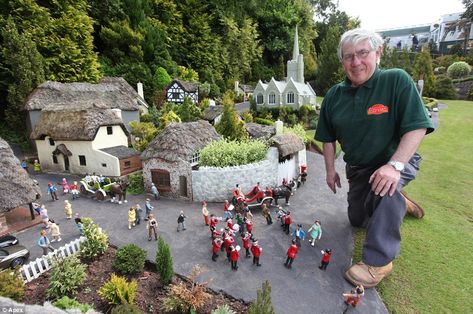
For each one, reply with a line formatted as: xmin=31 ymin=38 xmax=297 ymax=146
xmin=32 ymin=202 xmax=41 ymax=216
xmin=284 ymin=239 xmax=298 ymax=269
xmin=177 ymin=211 xmax=187 ymax=231
xmin=64 ymin=200 xmax=72 ymax=219
xmin=48 ymin=219 xmax=62 ymax=242
xmin=147 ymin=213 xmax=158 ymax=241
xmin=151 ymin=182 xmax=160 ymax=200
xmin=308 ymin=220 xmax=322 ymax=246
xmin=47 ymin=182 xmax=59 ymax=201
xmin=291 ymin=224 xmax=305 ymax=247
xmin=261 ymin=203 xmax=272 ymax=225
xmin=319 ymin=249 xmax=332 ymax=270
xmin=74 ymin=213 xmax=85 ymax=236
xmin=40 ymin=205 xmax=49 ymax=228
xmin=145 ymin=198 xmax=154 ymax=220
xmin=135 ymin=204 xmax=143 ymax=225
xmin=251 ymin=239 xmax=262 ymax=266
xmin=223 ymin=200 xmax=233 ymax=220
xmin=230 ymin=245 xmax=240 ymax=270
xmin=244 ymin=217 xmax=253 ymax=234
xmin=128 ymin=207 xmax=136 ymax=229
xmin=212 ymin=237 xmax=223 ymax=261
xmin=61 ymin=178 xmax=70 ymax=194
xmin=21 ymin=159 xmax=29 ymax=173
xmin=70 ymin=181 xmax=79 ymax=199
xmin=202 ymin=201 xmax=209 ymax=226
xmin=33 ymin=159 xmax=41 ymax=173
xmin=242 ymin=231 xmax=252 ymax=258
xmin=283 ymin=211 xmax=292 ymax=234
xmin=37 ymin=229 xmax=54 ymax=255
xmin=343 ymin=285 xmax=365 ymax=308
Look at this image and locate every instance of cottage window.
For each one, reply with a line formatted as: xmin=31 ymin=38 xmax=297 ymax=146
xmin=107 ymin=126 xmax=113 ymax=135
xmin=256 ymin=94 xmax=264 ymax=104
xmin=188 ymin=152 xmax=200 ymax=165
xmin=287 ymin=92 xmax=294 ymax=104
xmin=269 ymin=93 xmax=276 ymax=104
xmin=49 ymin=138 xmax=55 ymax=146
xmin=52 ymin=154 xmax=58 ymax=164
xmin=151 ymin=169 xmax=171 ymax=189
xmin=102 ymin=163 xmax=107 ymax=167
xmin=124 ymin=161 xmax=131 ymax=168
xmin=79 ymin=155 xmax=87 ymax=166
xmin=172 ymin=92 xmax=180 ymax=99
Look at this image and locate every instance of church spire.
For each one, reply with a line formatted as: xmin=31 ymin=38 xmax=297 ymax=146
xmin=292 ymin=25 xmax=300 ymax=61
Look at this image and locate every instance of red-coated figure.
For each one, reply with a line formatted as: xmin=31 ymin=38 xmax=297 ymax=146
xmin=212 ymin=238 xmax=223 ymax=262
xmin=251 ymin=239 xmax=262 ymax=266
xmin=283 ymin=212 xmax=292 ymax=234
xmin=224 ymin=234 xmax=235 ymax=261
xmin=319 ymin=249 xmax=332 ymax=270
xmin=343 ymin=285 xmax=365 ymax=308
xmin=242 ymin=231 xmax=252 ymax=258
xmin=264 ymin=186 xmax=273 ymax=198
xmin=230 ymin=246 xmax=240 ymax=270
xmin=284 ymin=239 xmax=298 ymax=269
xmin=245 ymin=217 xmax=253 ymax=234
xmin=226 ymin=217 xmax=234 ymax=230
xmin=245 ymin=182 xmax=261 ymax=197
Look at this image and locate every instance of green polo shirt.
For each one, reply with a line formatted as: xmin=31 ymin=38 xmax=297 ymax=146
xmin=315 ymin=68 xmax=434 ymax=167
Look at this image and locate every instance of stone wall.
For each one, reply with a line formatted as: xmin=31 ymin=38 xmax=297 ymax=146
xmin=192 ymin=147 xmax=279 ymax=202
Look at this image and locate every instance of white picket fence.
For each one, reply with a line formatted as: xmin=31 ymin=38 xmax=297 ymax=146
xmin=21 ymin=236 xmax=86 ymax=283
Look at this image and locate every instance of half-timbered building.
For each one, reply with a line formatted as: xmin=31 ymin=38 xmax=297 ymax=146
xmin=166 ymin=79 xmax=199 ymax=104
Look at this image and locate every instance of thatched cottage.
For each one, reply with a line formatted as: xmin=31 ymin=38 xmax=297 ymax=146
xmin=141 ymin=120 xmax=221 ymax=200
xmin=166 ymin=79 xmax=199 ymax=104
xmin=202 ymin=105 xmax=224 ymax=125
xmin=25 ymin=77 xmax=148 ymax=135
xmin=0 ymin=137 xmax=41 ymax=234
xmin=31 ymin=106 xmax=141 ymax=177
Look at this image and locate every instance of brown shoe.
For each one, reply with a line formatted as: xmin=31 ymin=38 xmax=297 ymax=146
xmin=344 ymin=262 xmax=393 ymax=288
xmin=401 ymin=190 xmax=424 ymax=218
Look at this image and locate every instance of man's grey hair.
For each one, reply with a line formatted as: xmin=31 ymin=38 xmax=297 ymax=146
xmin=337 ymin=28 xmax=384 ymax=62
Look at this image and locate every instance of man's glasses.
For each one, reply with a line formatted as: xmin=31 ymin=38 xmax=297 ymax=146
xmin=342 ymin=49 xmax=373 ymax=62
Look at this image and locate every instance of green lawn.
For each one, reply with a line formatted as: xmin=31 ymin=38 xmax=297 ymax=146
xmin=353 ymin=100 xmax=473 ymax=313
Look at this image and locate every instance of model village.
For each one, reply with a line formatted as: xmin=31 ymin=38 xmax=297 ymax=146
xmin=0 ymin=27 xmax=381 ymax=314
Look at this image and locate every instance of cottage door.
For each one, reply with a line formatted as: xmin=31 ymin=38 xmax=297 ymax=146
xmin=64 ymin=156 xmax=70 ymax=171
xmin=179 ymin=176 xmax=187 ymax=197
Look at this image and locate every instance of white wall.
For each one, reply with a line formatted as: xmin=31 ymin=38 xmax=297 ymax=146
xmin=92 ymin=125 xmax=128 ymax=149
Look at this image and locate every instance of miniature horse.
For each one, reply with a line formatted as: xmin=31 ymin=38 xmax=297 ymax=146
xmin=110 ymin=181 xmax=128 ymax=204
xmin=272 ymin=180 xmax=295 ymax=205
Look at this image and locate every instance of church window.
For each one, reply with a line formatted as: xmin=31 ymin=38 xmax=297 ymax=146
xmin=269 ymin=93 xmax=276 ymax=104
xmin=287 ymin=92 xmax=294 ymax=104
xmin=257 ymin=94 xmax=263 ymax=104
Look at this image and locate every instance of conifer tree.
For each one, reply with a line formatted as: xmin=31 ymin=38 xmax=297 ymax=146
xmin=156 ymin=236 xmax=174 ymax=286
xmin=248 ymin=280 xmax=275 ymax=314
xmin=215 ymin=93 xmax=248 ymax=141
xmin=413 ymin=48 xmax=435 ymax=97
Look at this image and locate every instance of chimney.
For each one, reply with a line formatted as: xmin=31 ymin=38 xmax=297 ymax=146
xmin=234 ymin=81 xmax=239 ymax=93
xmin=137 ymin=82 xmax=144 ymax=99
xmin=275 ymin=119 xmax=283 ymax=135
xmin=111 ymin=108 xmax=122 ymax=119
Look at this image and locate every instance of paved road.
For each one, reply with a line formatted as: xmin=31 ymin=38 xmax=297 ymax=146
xmin=14 ymin=152 xmax=387 ymax=314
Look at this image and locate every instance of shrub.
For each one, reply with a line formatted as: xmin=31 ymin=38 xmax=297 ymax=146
xmin=80 ymin=218 xmax=109 ymax=259
xmin=127 ymin=173 xmax=145 ymax=195
xmin=242 ymin=111 xmax=253 ymax=123
xmin=156 ymin=236 xmax=174 ymax=286
xmin=98 ymin=274 xmax=137 ymax=305
xmin=47 ymin=255 xmax=86 ymax=299
xmin=254 ymin=117 xmax=274 ymax=126
xmin=284 ymin=124 xmax=307 ymax=144
xmin=111 ymin=303 xmax=144 ymax=314
xmin=113 ymin=244 xmax=147 ymax=275
xmin=53 ymin=296 xmax=93 ymax=313
xmin=199 ymin=139 xmax=268 ymax=167
xmin=163 ymin=265 xmax=211 ymax=313
xmin=434 ymin=75 xmax=457 ymax=99
xmin=447 ymin=61 xmax=471 ymax=79
xmin=0 ymin=269 xmax=24 ymax=301
xmin=212 ymin=304 xmax=236 ymax=314
xmin=248 ymin=280 xmax=275 ymax=314
xmin=468 ymin=84 xmax=473 ymax=100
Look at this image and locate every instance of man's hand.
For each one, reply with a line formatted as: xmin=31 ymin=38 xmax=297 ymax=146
xmin=368 ymin=164 xmax=400 ymax=196
xmin=326 ymin=171 xmax=341 ymax=194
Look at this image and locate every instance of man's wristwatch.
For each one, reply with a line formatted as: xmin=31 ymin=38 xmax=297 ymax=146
xmin=388 ymin=160 xmax=405 ymax=171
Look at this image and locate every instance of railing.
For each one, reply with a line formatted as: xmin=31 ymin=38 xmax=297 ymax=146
xmin=20 ymin=237 xmax=86 ymax=283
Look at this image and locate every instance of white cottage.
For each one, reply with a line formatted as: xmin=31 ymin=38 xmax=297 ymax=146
xmin=253 ymin=26 xmax=316 ymax=109
xmin=166 ymin=79 xmax=199 ymax=104
xmin=30 ymin=106 xmax=141 ymax=177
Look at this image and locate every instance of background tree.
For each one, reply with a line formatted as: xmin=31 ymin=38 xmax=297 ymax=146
xmin=413 ymin=48 xmax=436 ymax=97
xmin=248 ymin=280 xmax=275 ymax=314
xmin=175 ymin=97 xmax=202 ymax=122
xmin=215 ymin=92 xmax=248 ymax=141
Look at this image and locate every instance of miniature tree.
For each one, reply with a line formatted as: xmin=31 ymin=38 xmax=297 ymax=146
xmin=413 ymin=48 xmax=435 ymax=97
xmin=80 ymin=218 xmax=109 ymax=259
xmin=156 ymin=236 xmax=174 ymax=286
xmin=215 ymin=92 xmax=248 ymax=141
xmin=248 ymin=280 xmax=275 ymax=314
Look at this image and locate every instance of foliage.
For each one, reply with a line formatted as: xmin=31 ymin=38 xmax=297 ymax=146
xmin=199 ymin=139 xmax=268 ymax=167
xmin=111 ymin=303 xmax=144 ymax=314
xmin=154 ymin=67 xmax=172 ymax=90
xmin=215 ymin=93 xmax=248 ymax=140
xmin=434 ymin=75 xmax=456 ymax=99
xmin=156 ymin=236 xmax=174 ymax=286
xmin=80 ymin=218 xmax=109 ymax=259
xmin=449 ymin=43 xmax=464 ymax=57
xmin=447 ymin=61 xmax=471 ymax=79
xmin=53 ymin=296 xmax=93 ymax=313
xmin=433 ymin=55 xmax=460 ymax=69
xmin=47 ymin=255 xmax=87 ymax=299
xmin=0 ymin=268 xmax=24 ymax=301
xmin=176 ymin=97 xmax=202 ymax=122
xmin=159 ymin=110 xmax=181 ymax=131
xmin=412 ymin=48 xmax=436 ymax=97
xmin=248 ymin=280 xmax=275 ymax=314
xmin=129 ymin=121 xmax=158 ymax=152
xmin=284 ymin=124 xmax=308 ymax=144
xmin=112 ymin=243 xmax=147 ymax=275
xmin=127 ymin=173 xmax=145 ymax=195
xmin=212 ymin=304 xmax=236 ymax=314
xmin=163 ymin=265 xmax=211 ymax=313
xmin=254 ymin=117 xmax=275 ymax=126
xmin=467 ymin=84 xmax=473 ymax=100
xmin=98 ymin=274 xmax=138 ymax=305
xmin=242 ymin=111 xmax=254 ymax=123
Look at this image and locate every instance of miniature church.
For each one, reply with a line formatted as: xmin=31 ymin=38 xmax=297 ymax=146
xmin=253 ymin=26 xmax=316 ymax=109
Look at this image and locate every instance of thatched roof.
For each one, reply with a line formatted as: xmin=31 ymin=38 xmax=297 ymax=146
xmin=245 ymin=123 xmax=276 ymax=140
xmin=25 ymin=77 xmax=146 ymax=111
xmin=141 ymin=120 xmax=221 ymax=162
xmin=167 ymin=79 xmax=198 ymax=93
xmin=203 ymin=105 xmax=223 ymax=121
xmin=0 ymin=137 xmax=40 ymax=212
xmin=100 ymin=146 xmax=140 ymax=159
xmin=31 ymin=107 xmax=127 ymax=141
xmin=271 ymin=133 xmax=305 ymax=157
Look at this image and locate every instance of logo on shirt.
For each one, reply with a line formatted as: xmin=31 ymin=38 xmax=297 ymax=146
xmin=367 ymin=104 xmax=389 ymax=115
